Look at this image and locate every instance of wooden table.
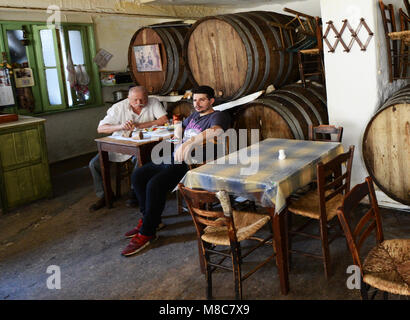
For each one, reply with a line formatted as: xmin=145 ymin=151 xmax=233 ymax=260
xmin=180 ymin=138 xmax=344 ymax=295
xmin=95 ymin=133 xmax=172 ymax=208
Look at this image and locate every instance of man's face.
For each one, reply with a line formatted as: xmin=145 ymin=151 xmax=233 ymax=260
xmin=193 ymin=93 xmax=214 ymax=114
xmin=129 ymin=91 xmax=148 ymax=112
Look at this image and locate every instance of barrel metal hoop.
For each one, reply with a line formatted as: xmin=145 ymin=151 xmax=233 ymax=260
xmin=172 ymin=26 xmax=189 ymax=91
xmin=161 ymin=28 xmax=180 ymax=94
xmin=279 ymin=88 xmax=324 ymax=124
xmin=252 ymin=11 xmax=284 ymax=85
xmin=236 ymin=12 xmax=271 ymax=92
xmin=154 ymin=28 xmax=174 ymax=95
xmin=222 ymin=15 xmax=259 ymax=99
xmin=267 ymin=12 xmax=294 ymax=86
xmin=256 ymin=98 xmax=304 ymax=140
xmin=272 ymin=92 xmax=314 ymax=127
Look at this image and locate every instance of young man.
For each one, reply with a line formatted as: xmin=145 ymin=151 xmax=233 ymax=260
xmin=88 ymin=86 xmax=168 ymax=212
xmin=122 ymin=85 xmax=231 ymax=256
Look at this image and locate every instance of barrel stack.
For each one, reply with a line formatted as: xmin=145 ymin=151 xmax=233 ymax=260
xmin=183 ymin=11 xmax=300 ymax=100
xmin=232 ymin=83 xmax=327 ymax=143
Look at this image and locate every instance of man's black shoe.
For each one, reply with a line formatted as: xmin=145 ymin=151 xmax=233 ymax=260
xmin=89 ymin=197 xmax=106 ymax=212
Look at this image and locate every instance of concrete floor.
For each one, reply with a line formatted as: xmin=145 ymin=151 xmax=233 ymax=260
xmin=0 ymin=154 xmax=409 ymax=300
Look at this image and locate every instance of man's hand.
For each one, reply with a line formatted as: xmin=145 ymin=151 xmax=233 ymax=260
xmin=121 ymin=120 xmax=135 ymax=131
xmin=174 ymin=140 xmax=194 ymax=163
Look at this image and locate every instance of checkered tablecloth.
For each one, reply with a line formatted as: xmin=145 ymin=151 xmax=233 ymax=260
xmin=180 ymin=138 xmax=344 ymax=213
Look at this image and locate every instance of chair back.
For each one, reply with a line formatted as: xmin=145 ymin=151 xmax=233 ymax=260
xmin=178 ymin=183 xmax=237 ymax=241
xmin=316 ymin=145 xmax=354 ymax=219
xmin=405 ymin=0 xmax=410 ymax=16
xmin=308 ymin=124 xmax=343 ymax=142
xmin=336 ymin=177 xmax=384 ymax=273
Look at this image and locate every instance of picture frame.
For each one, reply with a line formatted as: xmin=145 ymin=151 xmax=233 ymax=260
xmin=13 ymin=67 xmax=34 ymax=88
xmin=133 ymin=44 xmax=162 ymax=72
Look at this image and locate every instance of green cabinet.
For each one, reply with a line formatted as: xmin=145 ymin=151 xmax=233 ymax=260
xmin=0 ymin=116 xmax=52 ymax=212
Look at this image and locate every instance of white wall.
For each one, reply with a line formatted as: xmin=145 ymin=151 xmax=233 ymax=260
xmin=320 ymin=0 xmax=408 ymax=209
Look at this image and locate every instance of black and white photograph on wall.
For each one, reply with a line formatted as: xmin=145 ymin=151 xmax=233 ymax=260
xmin=134 ymin=44 xmax=162 ymax=72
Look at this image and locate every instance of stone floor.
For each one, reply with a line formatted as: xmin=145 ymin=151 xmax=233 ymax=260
xmin=0 ymin=154 xmax=409 ymax=300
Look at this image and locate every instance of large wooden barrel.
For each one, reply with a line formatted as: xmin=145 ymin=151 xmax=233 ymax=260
xmin=233 ymin=83 xmax=328 ymax=141
xmin=184 ymin=11 xmax=299 ymax=100
xmin=128 ymin=22 xmax=192 ymax=95
xmin=362 ymin=85 xmax=410 ymax=205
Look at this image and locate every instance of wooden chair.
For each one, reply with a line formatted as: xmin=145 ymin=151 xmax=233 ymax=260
xmin=287 ymin=146 xmax=355 ymax=279
xmin=297 ymin=16 xmax=325 ymax=87
xmin=308 ymin=124 xmax=343 ymax=143
xmin=178 ymin=183 xmax=276 ymax=299
xmin=114 ymin=159 xmax=134 ymax=198
xmin=337 ymin=176 xmax=410 ymax=299
xmin=177 ymin=135 xmax=230 ymax=215
xmin=379 ymin=0 xmax=410 ymax=81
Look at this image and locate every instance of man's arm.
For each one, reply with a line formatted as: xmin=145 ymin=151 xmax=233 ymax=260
xmin=97 ymin=120 xmax=134 ymax=134
xmin=134 ymin=115 xmax=168 ymax=129
xmin=174 ymin=125 xmax=224 ymax=163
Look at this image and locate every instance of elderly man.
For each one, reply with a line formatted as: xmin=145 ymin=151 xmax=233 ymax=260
xmin=121 ymin=85 xmax=231 ymax=256
xmin=89 ymin=86 xmax=168 ymax=212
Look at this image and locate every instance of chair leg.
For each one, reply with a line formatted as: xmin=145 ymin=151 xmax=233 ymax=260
xmin=205 ymin=251 xmax=213 ymax=300
xmin=231 ymin=243 xmax=242 ymax=300
xmin=177 ymin=190 xmax=184 ymax=215
xmin=360 ymin=278 xmax=369 ymax=300
xmin=286 ymin=211 xmax=293 ymax=272
xmin=319 ymin=218 xmax=331 ymax=279
xmin=383 ymin=291 xmax=389 ymax=300
xmin=197 ymin=239 xmax=206 ymax=275
xmin=115 ymin=162 xmax=121 ymax=198
xmin=298 ymin=52 xmax=306 ymax=87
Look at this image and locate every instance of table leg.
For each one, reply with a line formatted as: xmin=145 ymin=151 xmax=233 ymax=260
xmin=271 ymin=208 xmax=290 ymax=295
xmin=97 ymin=142 xmax=113 ymax=209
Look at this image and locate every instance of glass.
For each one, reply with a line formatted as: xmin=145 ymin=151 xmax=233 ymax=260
xmin=40 ymin=29 xmax=57 ymax=67
xmin=45 ymin=68 xmax=62 ymax=105
xmin=68 ymin=30 xmax=84 ymax=65
xmin=7 ymin=30 xmax=28 ymax=65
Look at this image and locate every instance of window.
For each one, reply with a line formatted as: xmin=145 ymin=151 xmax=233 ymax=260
xmin=0 ymin=22 xmax=102 ymax=114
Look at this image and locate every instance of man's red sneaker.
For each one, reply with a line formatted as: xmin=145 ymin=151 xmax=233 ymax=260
xmin=124 ymin=218 xmax=143 ymax=238
xmin=121 ymin=233 xmax=158 ymax=256
xmin=124 ymin=219 xmax=165 ymax=238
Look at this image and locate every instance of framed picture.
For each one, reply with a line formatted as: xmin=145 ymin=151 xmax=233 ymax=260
xmin=133 ymin=44 xmax=162 ymax=72
xmin=13 ymin=68 xmax=35 ymax=88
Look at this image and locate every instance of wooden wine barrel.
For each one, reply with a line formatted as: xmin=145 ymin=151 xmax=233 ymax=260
xmin=233 ymin=83 xmax=328 ymax=142
xmin=128 ymin=22 xmax=192 ymax=95
xmin=362 ymin=85 xmax=410 ymax=205
xmin=184 ymin=11 xmax=299 ymax=100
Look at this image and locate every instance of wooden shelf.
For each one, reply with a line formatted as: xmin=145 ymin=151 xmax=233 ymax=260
xmin=101 ymin=82 xmax=134 ymax=87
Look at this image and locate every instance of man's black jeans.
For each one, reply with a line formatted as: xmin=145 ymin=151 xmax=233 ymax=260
xmin=131 ymin=161 xmax=188 ymax=236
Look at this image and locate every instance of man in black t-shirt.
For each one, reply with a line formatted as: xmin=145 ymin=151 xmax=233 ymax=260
xmin=121 ymin=86 xmax=231 ymax=256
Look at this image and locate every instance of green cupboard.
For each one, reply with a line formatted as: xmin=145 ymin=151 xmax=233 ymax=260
xmin=0 ymin=116 xmax=52 ymax=212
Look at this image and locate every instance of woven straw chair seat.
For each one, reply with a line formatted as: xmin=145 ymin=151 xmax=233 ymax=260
xmin=288 ymin=189 xmax=343 ymax=221
xmin=300 ymin=48 xmax=320 ymax=55
xmin=362 ymin=239 xmax=410 ymax=296
xmin=201 ymin=211 xmax=270 ymax=246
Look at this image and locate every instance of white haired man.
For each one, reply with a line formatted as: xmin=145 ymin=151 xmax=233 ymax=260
xmin=89 ymin=86 xmax=168 ymax=211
